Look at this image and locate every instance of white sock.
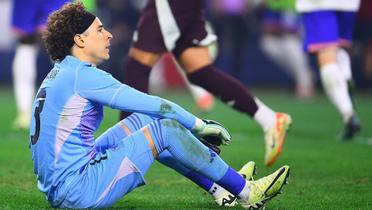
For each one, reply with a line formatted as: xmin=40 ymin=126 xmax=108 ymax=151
xmin=336 ymin=48 xmax=352 ymax=81
xmin=237 ymin=181 xmax=250 ymax=200
xmin=320 ymin=63 xmax=354 ymax=122
xmin=12 ymin=44 xmax=37 ymax=117
xmin=209 ymin=183 xmax=226 ymax=198
xmin=188 ymin=84 xmax=211 ymax=101
xmin=253 ymin=98 xmax=276 ymax=131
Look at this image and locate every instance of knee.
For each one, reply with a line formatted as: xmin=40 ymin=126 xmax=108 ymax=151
xmin=157 ymin=119 xmax=194 ymax=147
xmin=129 ymin=113 xmax=158 ymax=126
xmin=159 ymin=119 xmax=187 ymax=132
xmin=317 ymin=48 xmax=337 ymax=65
xmin=178 ymin=47 xmax=212 ymax=73
xmin=129 ymin=47 xmax=161 ymax=67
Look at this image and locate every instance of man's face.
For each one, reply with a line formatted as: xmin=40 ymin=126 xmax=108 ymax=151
xmin=80 ymin=18 xmax=112 ymax=65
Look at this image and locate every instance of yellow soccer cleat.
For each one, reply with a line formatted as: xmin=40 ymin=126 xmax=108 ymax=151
xmin=238 ymin=161 xmax=257 ymax=181
xmin=213 ymin=161 xmax=257 ymax=207
xmin=239 ymin=165 xmax=290 ymax=209
xmin=264 ymin=112 xmax=292 ymax=166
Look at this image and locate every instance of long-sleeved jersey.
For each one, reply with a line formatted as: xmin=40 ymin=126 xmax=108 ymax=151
xmin=29 ymin=55 xmax=198 ymax=197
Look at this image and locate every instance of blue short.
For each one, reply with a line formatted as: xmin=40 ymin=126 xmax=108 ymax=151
xmin=262 ymin=9 xmax=301 ymax=33
xmin=55 ymin=122 xmax=157 ymax=208
xmin=302 ymin=10 xmax=356 ymax=52
xmin=11 ymin=0 xmax=69 ymax=35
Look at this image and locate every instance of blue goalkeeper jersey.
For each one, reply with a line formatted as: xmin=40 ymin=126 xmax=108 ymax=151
xmin=29 ymin=55 xmax=197 ymax=197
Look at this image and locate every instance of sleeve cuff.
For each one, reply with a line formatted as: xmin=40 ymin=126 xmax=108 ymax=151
xmin=192 ymin=118 xmax=206 ymax=132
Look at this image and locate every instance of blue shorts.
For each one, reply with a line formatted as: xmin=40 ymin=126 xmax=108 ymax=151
xmin=302 ymin=10 xmax=356 ymax=52
xmin=55 ymin=121 xmax=158 ymax=208
xmin=262 ymin=9 xmax=301 ymax=33
xmin=11 ymin=0 xmax=69 ymax=35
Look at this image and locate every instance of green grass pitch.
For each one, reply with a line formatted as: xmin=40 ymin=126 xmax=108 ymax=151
xmin=0 ymin=87 xmax=371 ymax=209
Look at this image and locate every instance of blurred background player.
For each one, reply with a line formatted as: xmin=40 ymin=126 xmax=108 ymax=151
xmin=10 ymin=0 xmax=70 ymax=129
xmin=296 ymin=0 xmax=362 ymax=139
xmin=354 ymin=0 xmax=372 ymax=81
xmin=120 ymin=0 xmax=292 ymax=166
xmin=259 ymin=0 xmax=315 ymax=99
xmin=207 ymin=0 xmax=250 ymax=80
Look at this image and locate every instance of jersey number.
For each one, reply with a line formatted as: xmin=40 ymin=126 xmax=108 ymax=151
xmin=31 ymin=88 xmax=46 ymax=145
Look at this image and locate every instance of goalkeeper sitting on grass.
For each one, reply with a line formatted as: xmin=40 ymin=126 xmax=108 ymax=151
xmin=29 ymin=2 xmax=290 ymax=209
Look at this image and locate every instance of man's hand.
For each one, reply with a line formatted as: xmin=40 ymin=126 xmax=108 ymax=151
xmin=193 ymin=119 xmax=231 ymax=146
xmin=199 ymin=138 xmax=221 ymax=154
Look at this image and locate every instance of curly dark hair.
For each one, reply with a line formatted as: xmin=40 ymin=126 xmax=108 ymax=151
xmin=42 ymin=2 xmax=89 ymax=62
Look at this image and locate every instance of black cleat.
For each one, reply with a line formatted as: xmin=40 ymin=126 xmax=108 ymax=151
xmin=341 ymin=115 xmax=361 ymax=140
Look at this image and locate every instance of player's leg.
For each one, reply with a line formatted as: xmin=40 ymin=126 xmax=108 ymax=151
xmin=337 ymin=48 xmax=353 ymax=82
xmin=158 ymin=151 xmax=257 ymax=207
xmin=121 ymin=0 xmax=214 ymax=116
xmin=302 ymin=11 xmax=360 ymax=139
xmin=11 ymin=0 xmax=39 ymax=129
xmin=154 ymin=0 xmax=216 ymax=112
xmin=11 ymin=0 xmax=68 ymax=129
xmin=337 ymin=11 xmax=359 ymax=83
xmin=188 ymin=84 xmax=215 ymax=112
xmin=124 ymin=48 xmax=161 ymax=93
xmin=94 ymin=113 xmax=253 ymax=207
xmin=58 ymin=125 xmax=158 ymax=208
xmin=12 ymin=35 xmax=38 ymax=129
xmin=94 ymin=114 xmax=220 ymax=190
xmin=138 ymin=118 xmax=290 ymax=209
xmin=263 ymin=9 xmax=314 ymax=99
xmin=303 ymin=11 xmax=349 ymax=117
xmin=336 ymin=11 xmax=361 ymax=138
xmin=121 ymin=118 xmax=289 ymax=209
xmin=119 ymin=47 xmax=161 ymax=119
xmin=62 ymin=117 xmax=289 ymax=209
xmin=260 ymin=8 xmax=308 ymax=94
xmin=261 ymin=33 xmax=315 ymax=99
xmin=168 ymin=54 xmax=214 ymax=112
xmin=318 ymin=46 xmax=355 ymax=123
xmin=173 ymin=12 xmax=266 ymax=128
xmin=281 ymin=34 xmax=315 ymax=99
xmin=119 ymin=0 xmax=166 ymax=119
xmin=177 ymin=46 xmax=292 ymax=166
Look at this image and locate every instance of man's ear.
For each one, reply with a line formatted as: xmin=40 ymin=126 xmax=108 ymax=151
xmin=73 ymin=34 xmax=85 ymax=48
